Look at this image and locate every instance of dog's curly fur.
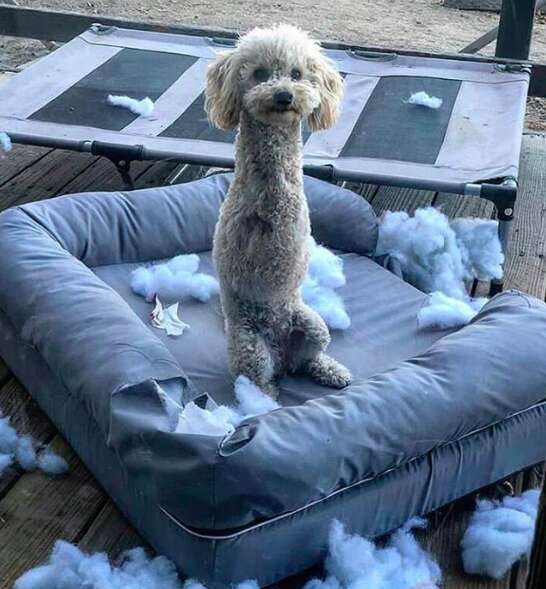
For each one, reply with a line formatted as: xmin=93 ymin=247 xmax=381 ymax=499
xmin=206 ymin=25 xmax=352 ymax=398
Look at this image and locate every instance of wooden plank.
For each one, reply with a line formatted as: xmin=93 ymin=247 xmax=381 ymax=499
xmin=32 ymin=156 xmax=186 ymax=198
xmin=0 ymin=144 xmax=53 ymax=189
xmin=512 ymin=464 xmax=545 ymax=589
xmin=0 ymin=379 xmax=57 ymax=498
xmin=57 ymin=157 xmax=153 ymax=196
xmin=0 ymin=149 xmax=97 ymax=210
xmin=135 ymin=161 xmax=208 ymax=189
xmin=503 ymin=134 xmax=546 ymax=299
xmin=369 ymin=185 xmax=436 ymax=216
xmin=78 ymin=500 xmax=146 ymax=558
xmin=341 ymin=181 xmax=379 ymax=203
xmin=526 ymin=483 xmax=546 ymax=589
xmin=0 ymin=379 xmax=51 ymax=435
xmin=435 ymin=193 xmax=495 ymax=220
xmin=0 ymin=434 xmax=106 ymax=586
xmin=133 ymin=160 xmax=181 ymax=189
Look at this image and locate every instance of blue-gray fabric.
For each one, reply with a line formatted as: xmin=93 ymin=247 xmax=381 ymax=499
xmin=0 ymin=173 xmax=545 ymax=587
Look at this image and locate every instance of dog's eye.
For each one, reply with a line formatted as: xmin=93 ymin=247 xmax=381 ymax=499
xmin=290 ymin=68 xmax=302 ymax=81
xmin=254 ymin=67 xmax=270 ymax=82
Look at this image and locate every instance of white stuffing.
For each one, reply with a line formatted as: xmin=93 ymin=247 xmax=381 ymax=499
xmin=15 ymin=435 xmax=38 ymax=471
xmin=175 ymin=375 xmax=280 ymax=436
xmin=377 ymin=208 xmax=467 ymax=299
xmin=183 ymin=582 xmax=208 ymax=589
xmin=377 ymin=207 xmax=503 ymax=329
xmin=234 ymin=374 xmax=280 ymax=417
xmin=461 ymin=489 xmax=539 ymax=580
xmin=175 ymin=401 xmax=239 ymax=437
xmin=451 ymin=218 xmax=504 ymax=282
xmin=107 ymin=94 xmax=155 ymax=117
xmin=304 ymin=518 xmax=441 ymax=589
xmin=0 ymin=453 xmax=13 ymax=475
xmin=0 ymin=131 xmax=13 ymax=152
xmin=0 ymin=413 xmax=68 ymax=477
xmin=307 ymin=238 xmax=346 ymax=289
xmin=417 ymin=292 xmax=487 ymax=330
xmin=405 ymin=91 xmax=443 ymax=109
xmin=14 ymin=540 xmax=257 ymax=589
xmin=302 ymin=277 xmax=350 ymax=331
xmin=303 ymin=238 xmax=350 ymax=330
xmin=132 ymin=245 xmax=350 ymax=331
xmin=36 ymin=446 xmax=69 ymax=475
xmin=131 ymin=254 xmax=220 ymax=303
xmin=0 ymin=414 xmax=19 ymax=453
xmin=151 ymin=296 xmax=190 ymax=337
xmin=233 ymin=581 xmax=260 ymax=589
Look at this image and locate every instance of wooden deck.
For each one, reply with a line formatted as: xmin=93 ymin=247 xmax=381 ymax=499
xmin=0 ymin=134 xmax=545 ymax=589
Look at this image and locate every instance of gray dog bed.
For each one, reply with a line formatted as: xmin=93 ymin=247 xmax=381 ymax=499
xmin=0 ymin=173 xmax=545 ymax=587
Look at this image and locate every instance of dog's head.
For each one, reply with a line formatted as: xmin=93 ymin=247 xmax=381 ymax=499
xmin=205 ymin=25 xmax=344 ymax=131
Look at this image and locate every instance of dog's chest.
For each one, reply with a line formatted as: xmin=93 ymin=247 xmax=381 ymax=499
xmin=214 ymin=195 xmax=310 ymax=298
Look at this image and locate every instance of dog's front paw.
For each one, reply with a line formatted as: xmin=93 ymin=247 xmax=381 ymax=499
xmin=305 ymin=353 xmax=352 ymax=389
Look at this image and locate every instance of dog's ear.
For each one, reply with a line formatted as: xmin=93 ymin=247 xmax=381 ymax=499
xmin=205 ymin=51 xmax=241 ymax=130
xmin=308 ymin=55 xmax=344 ymax=131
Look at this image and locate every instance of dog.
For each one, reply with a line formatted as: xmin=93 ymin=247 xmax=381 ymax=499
xmin=205 ymin=24 xmax=352 ymax=398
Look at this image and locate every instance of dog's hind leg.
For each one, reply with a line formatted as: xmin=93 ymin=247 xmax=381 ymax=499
xmin=288 ymin=303 xmax=352 ymax=389
xmin=226 ymin=321 xmax=279 ymax=399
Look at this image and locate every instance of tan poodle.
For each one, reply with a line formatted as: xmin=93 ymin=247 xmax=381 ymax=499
xmin=206 ymin=25 xmax=352 ymax=398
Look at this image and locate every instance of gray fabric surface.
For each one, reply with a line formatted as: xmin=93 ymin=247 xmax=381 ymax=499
xmin=0 ymin=174 xmax=546 ymax=586
xmin=94 ymin=252 xmax=441 ymax=407
xmin=12 ymin=173 xmax=377 ymax=265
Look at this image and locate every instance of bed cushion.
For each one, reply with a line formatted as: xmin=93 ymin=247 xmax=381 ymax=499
xmin=93 ymin=251 xmax=441 ymax=407
xmin=0 ymin=173 xmax=545 ymax=587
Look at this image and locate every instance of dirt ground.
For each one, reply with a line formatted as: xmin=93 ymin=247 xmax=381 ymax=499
xmin=2 ymin=0 xmax=545 ymax=129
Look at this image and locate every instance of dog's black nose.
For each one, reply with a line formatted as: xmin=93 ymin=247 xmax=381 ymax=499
xmin=274 ymin=90 xmax=293 ymax=107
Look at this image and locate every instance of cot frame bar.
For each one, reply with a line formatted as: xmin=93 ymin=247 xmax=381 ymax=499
xmin=8 ymin=134 xmax=518 ymax=207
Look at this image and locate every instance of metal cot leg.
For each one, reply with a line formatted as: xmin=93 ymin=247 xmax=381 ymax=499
xmin=479 ymin=178 xmax=517 ymax=296
xmin=490 ymin=218 xmax=512 ymax=295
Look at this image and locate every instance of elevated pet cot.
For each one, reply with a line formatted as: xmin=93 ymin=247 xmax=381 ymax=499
xmin=1 ymin=173 xmax=546 ymax=588
xmin=0 ymin=24 xmax=531 ymax=289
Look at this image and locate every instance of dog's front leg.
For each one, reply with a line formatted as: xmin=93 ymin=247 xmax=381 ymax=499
xmin=226 ymin=320 xmax=279 ymax=399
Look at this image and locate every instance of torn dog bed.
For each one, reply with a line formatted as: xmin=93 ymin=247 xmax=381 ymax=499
xmin=0 ymin=173 xmax=545 ymax=588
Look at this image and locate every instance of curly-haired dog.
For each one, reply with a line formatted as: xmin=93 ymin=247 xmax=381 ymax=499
xmin=206 ymin=25 xmax=352 ymax=398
